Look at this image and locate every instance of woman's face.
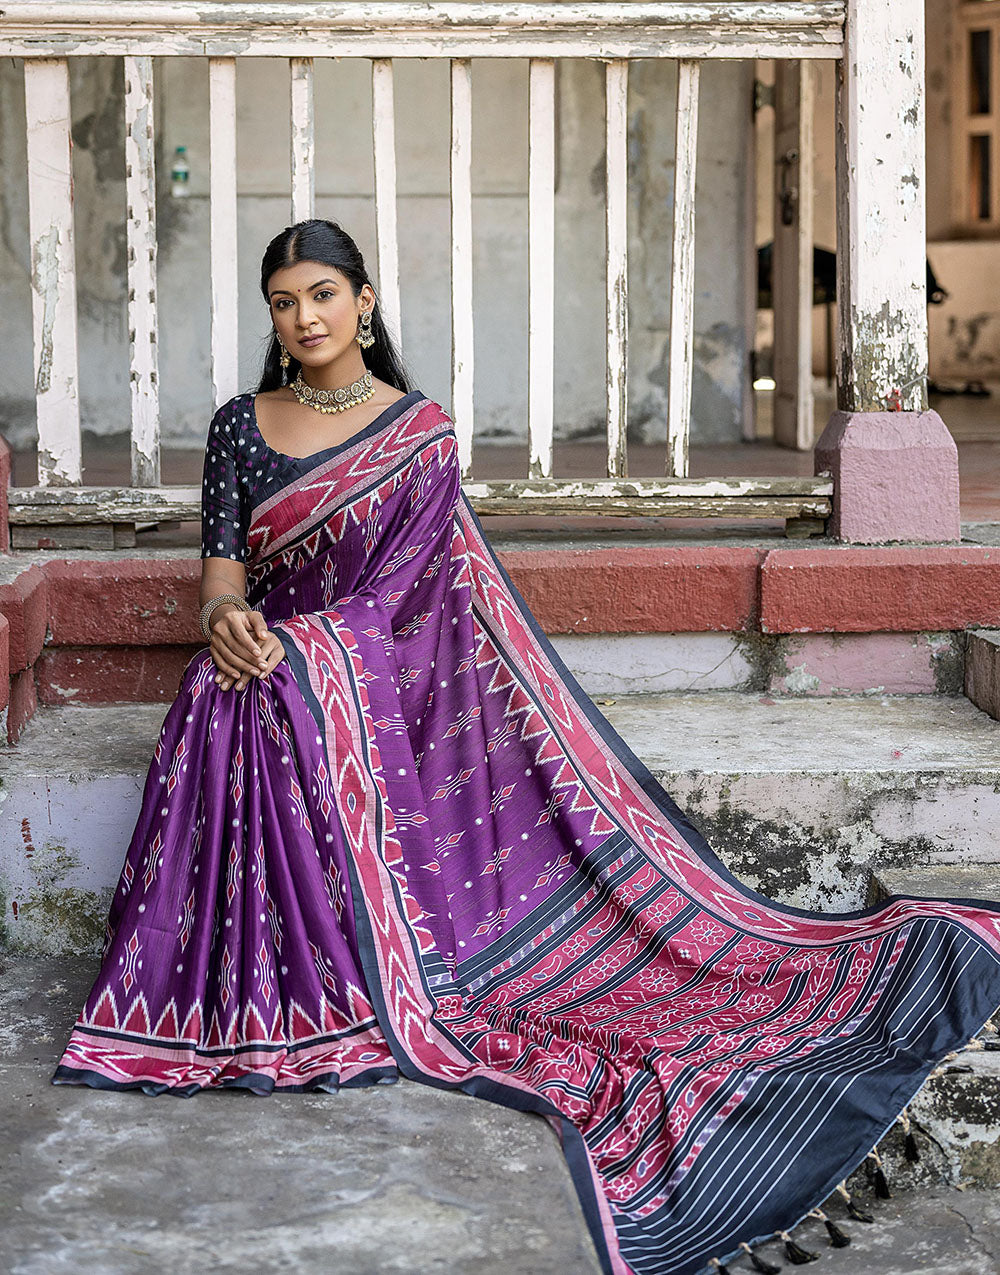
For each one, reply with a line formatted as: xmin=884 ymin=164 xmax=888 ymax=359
xmin=267 ymin=260 xmax=373 ymax=368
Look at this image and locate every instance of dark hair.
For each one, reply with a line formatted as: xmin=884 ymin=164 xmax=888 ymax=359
xmin=256 ymin=219 xmax=413 ymax=394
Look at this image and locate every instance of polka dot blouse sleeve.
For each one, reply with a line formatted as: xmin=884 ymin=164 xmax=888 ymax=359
xmin=201 ymin=402 xmax=248 ymax=562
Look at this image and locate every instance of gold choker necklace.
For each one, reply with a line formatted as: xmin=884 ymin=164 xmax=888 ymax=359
xmin=291 ymin=368 xmax=375 ymax=414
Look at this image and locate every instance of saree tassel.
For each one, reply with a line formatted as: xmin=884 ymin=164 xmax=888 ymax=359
xmin=867 ymin=1147 xmax=892 ymax=1199
xmin=809 ymin=1209 xmax=850 ymax=1249
xmin=739 ymin=1241 xmax=782 ymax=1273
xmin=778 ymin=1231 xmax=819 ymax=1265
xmin=898 ymin=1107 xmax=921 ymax=1162
xmin=835 ymin=1180 xmax=874 ymax=1224
xmin=930 ymin=1048 xmax=961 ymax=1078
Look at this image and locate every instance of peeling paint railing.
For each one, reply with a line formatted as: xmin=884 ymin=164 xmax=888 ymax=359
xmin=0 ymin=2 xmax=844 ymax=546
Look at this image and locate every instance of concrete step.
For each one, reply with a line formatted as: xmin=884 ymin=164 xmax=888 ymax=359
xmin=965 ymin=628 xmax=1000 ymax=720
xmin=0 ymin=954 xmax=603 ymax=1275
xmin=868 ymin=863 xmax=1000 ymax=906
xmin=3 ymin=692 xmax=1000 ymax=954
xmin=4 ymin=952 xmax=1000 ymax=1275
xmin=603 ymin=689 xmax=1000 ymax=910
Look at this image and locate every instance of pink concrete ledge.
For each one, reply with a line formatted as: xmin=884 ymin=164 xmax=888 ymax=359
xmin=500 ymin=546 xmax=763 ymax=634
xmin=0 ymin=564 xmax=49 ymax=672
xmin=43 ymin=559 xmax=201 ymax=646
xmin=6 ymin=668 xmax=36 ymax=744
xmin=34 ymin=644 xmax=203 ymax=705
xmin=39 ymin=547 xmax=764 ymax=643
xmin=761 ymin=547 xmax=1000 ymax=633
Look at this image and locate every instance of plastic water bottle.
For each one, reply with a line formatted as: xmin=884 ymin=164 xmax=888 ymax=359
xmin=171 ymin=145 xmax=190 ymax=197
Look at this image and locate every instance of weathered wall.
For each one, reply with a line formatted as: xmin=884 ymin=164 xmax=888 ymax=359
xmin=0 ymin=55 xmax=753 ymax=450
xmin=927 ymin=240 xmax=1000 ymax=380
xmin=919 ymin=0 xmax=1000 ymax=383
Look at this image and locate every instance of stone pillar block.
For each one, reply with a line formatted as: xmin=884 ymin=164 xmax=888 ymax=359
xmin=814 ymin=409 xmax=960 ymax=544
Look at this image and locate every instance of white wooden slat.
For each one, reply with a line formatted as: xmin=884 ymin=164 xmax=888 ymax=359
xmin=528 ymin=58 xmax=556 ymax=480
xmin=371 ymin=59 xmax=402 ymax=349
xmin=666 ymin=58 xmax=700 ymax=478
xmin=605 ymin=58 xmax=628 ymax=478
xmin=795 ymin=64 xmax=816 ymax=448
xmin=740 ymin=61 xmax=758 ymax=443
xmin=0 ymin=5 xmax=847 ymax=61
xmin=290 ymin=56 xmax=314 ymax=221
xmin=773 ymin=60 xmax=815 ymax=450
xmin=208 ymin=57 xmax=238 ymax=407
xmin=450 ymin=57 xmax=474 ymax=478
xmin=124 ymin=54 xmax=160 ymax=487
xmin=836 ymin=0 xmax=927 ymax=412
xmin=24 ymin=58 xmax=81 ymax=487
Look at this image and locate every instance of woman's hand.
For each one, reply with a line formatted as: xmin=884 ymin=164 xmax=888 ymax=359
xmin=210 ymin=607 xmax=286 ymax=691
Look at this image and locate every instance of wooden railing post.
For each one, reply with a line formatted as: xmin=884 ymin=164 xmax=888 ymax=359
xmin=666 ymin=60 xmax=700 ymax=479
xmin=24 ymin=58 xmax=81 ymax=489
xmin=815 ymin=0 xmax=960 ymax=542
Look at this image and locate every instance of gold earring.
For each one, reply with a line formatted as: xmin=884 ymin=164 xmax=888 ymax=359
xmin=356 ymin=309 xmax=375 ymax=350
xmin=278 ymin=336 xmax=290 ymax=371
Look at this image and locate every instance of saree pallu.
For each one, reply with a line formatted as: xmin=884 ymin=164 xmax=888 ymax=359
xmin=53 ymin=391 xmax=1000 ymax=1275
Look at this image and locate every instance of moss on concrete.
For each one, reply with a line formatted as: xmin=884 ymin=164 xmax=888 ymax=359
xmin=929 ymin=631 xmax=966 ymax=696
xmin=732 ymin=631 xmax=788 ymax=694
xmin=2 ymin=842 xmax=111 ymax=957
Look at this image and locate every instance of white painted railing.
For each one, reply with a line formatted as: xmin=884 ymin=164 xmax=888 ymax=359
xmin=1 ymin=2 xmax=852 ymax=545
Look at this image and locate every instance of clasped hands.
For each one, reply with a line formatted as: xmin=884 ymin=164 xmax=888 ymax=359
xmin=210 ymin=608 xmax=286 ymax=691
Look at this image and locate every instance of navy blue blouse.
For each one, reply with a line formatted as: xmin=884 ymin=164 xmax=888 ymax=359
xmin=200 ymin=396 xmax=271 ymax=562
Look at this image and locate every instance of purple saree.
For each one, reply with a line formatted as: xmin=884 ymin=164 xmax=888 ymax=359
xmin=54 ymin=389 xmax=1000 ymax=1275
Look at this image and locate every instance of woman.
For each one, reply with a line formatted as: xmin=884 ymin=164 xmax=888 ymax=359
xmin=53 ymin=219 xmax=1000 ymax=1275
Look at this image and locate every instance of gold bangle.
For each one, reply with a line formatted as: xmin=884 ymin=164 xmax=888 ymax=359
xmin=200 ymin=593 xmax=250 ymax=641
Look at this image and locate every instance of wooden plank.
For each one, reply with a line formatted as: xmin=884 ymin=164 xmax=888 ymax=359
xmin=463 ymin=493 xmax=832 ymax=517
xmin=461 ymin=475 xmax=833 ymax=499
xmin=13 ymin=523 xmax=117 ymax=549
xmin=124 ymin=54 xmax=160 ymax=487
xmin=6 ymin=475 xmax=834 ymax=522
xmin=208 ymin=57 xmax=239 ymax=407
xmin=0 ymin=5 xmax=846 ymax=60
xmin=773 ymin=60 xmax=815 ymax=450
xmin=24 ymin=58 xmax=81 ymax=487
xmin=835 ymin=0 xmax=927 ymax=412
xmin=528 ymin=57 xmax=556 ymax=480
xmin=7 ymin=486 xmax=204 ymax=521
xmin=450 ymin=57 xmax=474 ymax=478
xmin=666 ymin=59 xmax=699 ymax=478
xmin=371 ymin=59 xmax=402 ymax=348
xmin=290 ymin=56 xmax=315 ymax=221
xmin=740 ymin=58 xmax=757 ymax=443
xmin=605 ymin=59 xmax=628 ymax=479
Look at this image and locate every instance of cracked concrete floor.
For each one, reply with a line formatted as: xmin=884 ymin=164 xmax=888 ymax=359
xmin=2 ymin=955 xmax=1000 ymax=1275
xmin=1 ymin=956 xmax=603 ymax=1275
